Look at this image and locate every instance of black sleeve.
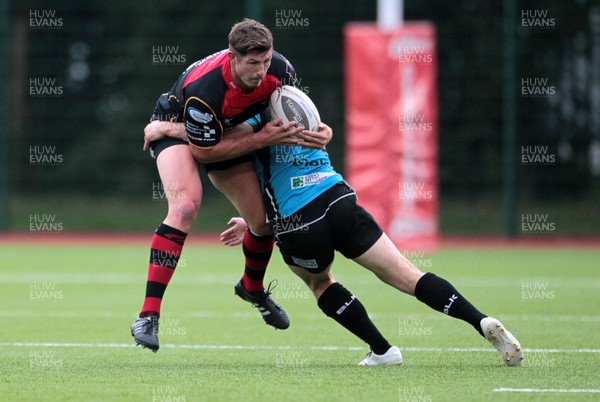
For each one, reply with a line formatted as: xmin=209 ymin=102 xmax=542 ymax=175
xmin=150 ymin=93 xmax=184 ymax=122
xmin=183 ymin=97 xmax=223 ymax=148
xmin=270 ymin=51 xmax=297 ymax=84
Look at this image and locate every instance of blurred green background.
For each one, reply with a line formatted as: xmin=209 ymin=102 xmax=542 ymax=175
xmin=2 ymin=0 xmax=599 ymax=235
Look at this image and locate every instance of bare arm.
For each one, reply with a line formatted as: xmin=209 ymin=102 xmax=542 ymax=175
xmin=189 ymin=120 xmax=302 ymax=164
xmin=143 ymin=119 xmax=334 ymax=161
xmin=143 ymin=121 xmax=187 ymax=151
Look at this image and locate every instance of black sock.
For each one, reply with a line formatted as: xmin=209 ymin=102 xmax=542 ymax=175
xmin=317 ymin=282 xmax=391 ymax=355
xmin=414 ymin=273 xmax=487 ymax=337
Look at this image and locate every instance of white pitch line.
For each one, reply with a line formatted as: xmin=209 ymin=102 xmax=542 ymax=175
xmin=3 ymin=273 xmax=600 ymax=288
xmin=0 ymin=342 xmax=364 ymax=350
xmin=404 ymin=347 xmax=600 ymax=354
xmin=493 ymin=388 xmax=600 ymax=393
xmin=0 ymin=310 xmax=260 ymax=319
xmin=0 ymin=342 xmax=599 ymax=354
xmin=2 ymin=311 xmax=600 ymax=323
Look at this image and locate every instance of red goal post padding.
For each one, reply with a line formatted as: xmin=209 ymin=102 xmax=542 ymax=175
xmin=344 ymin=22 xmax=438 ymax=252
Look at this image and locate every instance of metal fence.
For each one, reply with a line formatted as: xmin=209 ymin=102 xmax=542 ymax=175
xmin=1 ymin=0 xmax=598 ymax=234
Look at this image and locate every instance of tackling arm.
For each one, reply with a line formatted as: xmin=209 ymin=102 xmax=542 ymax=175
xmin=142 ymin=121 xmax=188 ymax=151
xmin=143 ymin=119 xmax=334 ymax=163
xmin=189 ymin=120 xmax=302 ymax=164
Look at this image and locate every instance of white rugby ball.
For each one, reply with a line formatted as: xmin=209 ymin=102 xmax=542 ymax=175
xmin=269 ymin=85 xmax=321 ymax=132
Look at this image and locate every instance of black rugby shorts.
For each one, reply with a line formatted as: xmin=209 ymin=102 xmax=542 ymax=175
xmin=275 ymin=183 xmax=383 ymax=274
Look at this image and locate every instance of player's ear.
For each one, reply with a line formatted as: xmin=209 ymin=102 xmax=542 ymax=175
xmin=227 ymin=49 xmax=238 ymax=62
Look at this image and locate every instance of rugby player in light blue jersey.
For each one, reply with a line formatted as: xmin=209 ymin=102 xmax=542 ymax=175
xmin=220 ymin=111 xmax=523 ymax=366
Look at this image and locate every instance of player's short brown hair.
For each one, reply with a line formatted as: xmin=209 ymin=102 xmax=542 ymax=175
xmin=228 ymin=19 xmax=273 ymax=55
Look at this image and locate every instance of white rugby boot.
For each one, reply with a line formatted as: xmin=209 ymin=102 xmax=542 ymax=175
xmin=481 ymin=317 xmax=523 ymax=366
xmin=359 ymin=346 xmax=403 ymax=366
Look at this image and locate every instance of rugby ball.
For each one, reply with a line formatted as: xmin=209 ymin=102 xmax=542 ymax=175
xmin=269 ymin=85 xmax=321 ymax=132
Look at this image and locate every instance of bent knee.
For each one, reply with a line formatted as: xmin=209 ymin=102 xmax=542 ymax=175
xmin=247 ymin=221 xmax=272 ymax=236
xmin=307 ymin=276 xmax=335 ymax=298
xmin=168 ymin=197 xmax=201 ymax=225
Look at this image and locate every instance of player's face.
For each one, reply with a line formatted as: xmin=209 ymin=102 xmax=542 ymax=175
xmin=230 ymin=49 xmax=272 ymax=92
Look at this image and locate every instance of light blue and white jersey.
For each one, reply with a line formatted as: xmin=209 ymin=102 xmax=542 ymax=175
xmin=246 ymin=114 xmax=343 ymax=219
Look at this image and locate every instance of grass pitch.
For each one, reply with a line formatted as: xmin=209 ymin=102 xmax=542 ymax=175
xmin=0 ymin=241 xmax=599 ymax=401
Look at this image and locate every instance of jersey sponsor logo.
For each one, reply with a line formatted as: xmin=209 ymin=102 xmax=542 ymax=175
xmin=291 ymin=256 xmax=318 ymax=269
xmin=290 ymin=172 xmax=334 ymax=189
xmin=292 ymin=157 xmax=330 ymax=168
xmin=187 ymin=107 xmax=213 ymax=124
xmin=184 ymin=97 xmax=222 ymax=147
xmin=185 ymin=121 xmax=217 ymax=141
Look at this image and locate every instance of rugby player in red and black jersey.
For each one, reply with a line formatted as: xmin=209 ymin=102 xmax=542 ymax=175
xmin=131 ymin=19 xmax=332 ymax=352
